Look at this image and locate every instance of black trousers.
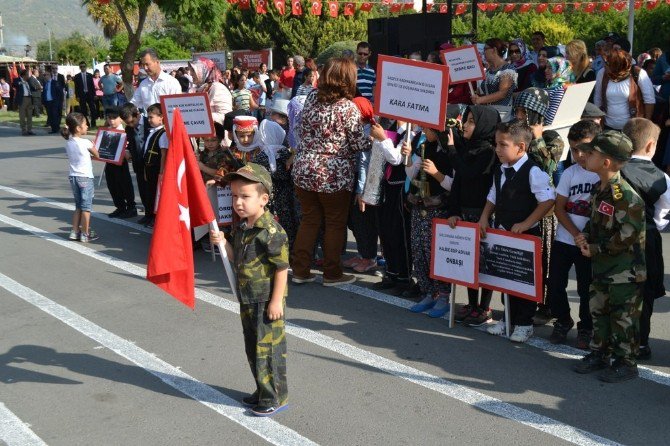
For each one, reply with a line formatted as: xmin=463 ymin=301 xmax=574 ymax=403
xmin=348 ymin=196 xmax=378 ymax=259
xmin=130 ymin=154 xmax=150 ymax=213
xmin=144 ymin=163 xmax=161 ymax=217
xmin=78 ymin=93 xmax=97 ymax=126
xmin=44 ymin=100 xmax=62 ymax=132
xmin=640 ymin=228 xmax=665 ymax=346
xmin=105 ymin=159 xmax=136 ymax=211
xmin=547 ymin=240 xmax=593 ymax=330
xmin=376 ymin=182 xmax=411 ymax=282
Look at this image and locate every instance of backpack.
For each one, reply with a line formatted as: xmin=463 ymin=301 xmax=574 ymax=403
xmin=601 ymin=65 xmax=644 ymax=118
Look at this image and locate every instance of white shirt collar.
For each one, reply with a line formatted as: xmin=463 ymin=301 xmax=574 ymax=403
xmin=631 ymin=154 xmax=652 ymax=161
xmin=501 ymin=153 xmax=529 ymax=171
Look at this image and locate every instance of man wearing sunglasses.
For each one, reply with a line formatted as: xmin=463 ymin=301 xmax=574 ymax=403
xmin=356 ymin=42 xmax=376 ymax=103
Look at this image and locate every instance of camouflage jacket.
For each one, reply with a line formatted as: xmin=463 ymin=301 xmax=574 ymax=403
xmin=584 ymin=172 xmax=646 ymax=284
xmin=528 ymin=136 xmax=562 ymax=184
xmin=232 ymin=210 xmax=289 ymax=304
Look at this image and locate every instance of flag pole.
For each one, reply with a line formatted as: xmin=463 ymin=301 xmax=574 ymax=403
xmin=209 ymin=219 xmax=238 ymax=301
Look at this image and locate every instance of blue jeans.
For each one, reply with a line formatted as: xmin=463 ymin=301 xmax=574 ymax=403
xmin=102 ymin=94 xmax=118 ymax=110
xmin=69 ymin=176 xmax=94 ymax=211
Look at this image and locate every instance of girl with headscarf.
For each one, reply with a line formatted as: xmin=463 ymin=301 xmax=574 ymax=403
xmin=544 ymin=56 xmax=575 ymax=126
xmin=444 ymin=105 xmax=500 ymax=326
xmin=189 ymin=58 xmax=233 ymax=142
xmin=531 ymin=46 xmax=560 ymax=88
xmin=509 ymin=39 xmax=537 ymax=92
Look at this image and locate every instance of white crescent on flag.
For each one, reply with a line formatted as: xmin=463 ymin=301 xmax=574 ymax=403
xmin=177 ymin=160 xmax=191 ymax=230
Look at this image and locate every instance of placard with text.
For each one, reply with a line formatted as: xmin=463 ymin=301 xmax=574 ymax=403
xmin=160 ymin=93 xmax=215 ymax=138
xmin=373 ymin=55 xmax=449 ymax=131
xmin=430 ymin=220 xmax=480 ymax=288
xmin=439 ymin=45 xmax=486 ymax=85
xmin=478 ymin=229 xmax=542 ymax=302
xmin=217 ymin=185 xmax=233 ymax=226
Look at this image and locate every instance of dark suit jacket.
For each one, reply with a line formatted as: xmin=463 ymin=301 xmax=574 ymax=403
xmin=42 ymin=79 xmax=64 ymax=103
xmin=12 ymin=78 xmax=35 ymax=105
xmin=73 ymin=71 xmax=95 ymax=100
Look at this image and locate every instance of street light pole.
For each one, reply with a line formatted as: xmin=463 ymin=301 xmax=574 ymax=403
xmin=44 ymin=23 xmax=53 ymax=61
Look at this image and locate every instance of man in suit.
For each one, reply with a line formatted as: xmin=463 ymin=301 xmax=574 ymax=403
xmin=42 ymin=71 xmax=64 ymax=133
xmin=74 ymin=61 xmax=97 ymax=127
xmin=12 ymin=69 xmax=35 ymax=136
xmin=29 ymin=69 xmax=43 ymax=117
xmin=50 ymin=64 xmax=67 ymax=116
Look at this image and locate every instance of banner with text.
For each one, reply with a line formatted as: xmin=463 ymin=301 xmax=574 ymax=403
xmin=374 ymin=55 xmax=449 ymax=131
xmin=478 ymin=229 xmax=542 ymax=302
xmin=216 ymin=185 xmax=233 ymax=226
xmin=430 ymin=220 xmax=480 ymax=288
xmin=440 ymin=45 xmax=486 ymax=85
xmin=232 ymin=49 xmax=272 ymax=70
xmin=160 ymin=93 xmax=215 ymax=138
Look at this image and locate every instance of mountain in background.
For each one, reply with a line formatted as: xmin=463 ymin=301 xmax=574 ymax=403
xmin=0 ymin=0 xmax=102 ymax=56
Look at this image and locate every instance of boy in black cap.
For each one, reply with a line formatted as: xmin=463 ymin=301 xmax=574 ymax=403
xmin=210 ymin=163 xmax=290 ymax=416
xmin=574 ymin=131 xmax=646 ymax=382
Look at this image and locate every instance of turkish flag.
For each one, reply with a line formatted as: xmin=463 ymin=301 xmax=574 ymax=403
xmin=239 ymin=0 xmax=251 ymax=9
xmin=572 ymin=2 xmax=581 ymax=10
xmin=97 ymin=0 xmax=110 ymax=4
xmin=551 ymin=3 xmax=564 ymax=13
xmin=440 ymin=4 xmax=449 ymax=13
xmin=257 ymin=0 xmax=268 ymax=13
xmin=613 ymin=1 xmax=627 ymax=10
xmin=477 ymin=3 xmax=487 ymax=11
xmin=599 ymin=2 xmax=611 ymax=11
xmin=328 ymin=0 xmax=338 ymax=16
xmin=344 ymin=1 xmax=355 ymax=14
xmin=647 ymin=0 xmax=659 ymax=9
xmin=583 ymin=2 xmax=596 ymax=12
xmin=487 ymin=3 xmax=499 ymax=11
xmin=360 ymin=2 xmax=373 ymax=11
xmin=403 ymin=1 xmax=414 ymax=9
xmin=146 ymin=109 xmax=215 ymax=309
xmin=292 ymin=0 xmax=303 ymax=15
xmin=519 ymin=3 xmax=532 ymax=12
xmin=504 ymin=4 xmax=516 ymax=12
xmin=390 ymin=3 xmax=402 ymax=12
xmin=311 ymin=0 xmax=322 ymax=14
xmin=8 ymin=62 xmax=18 ymax=83
xmin=597 ymin=201 xmax=614 ymax=217
xmin=535 ymin=3 xmax=548 ymax=12
xmin=275 ymin=0 xmax=286 ymax=14
xmin=455 ymin=3 xmax=467 ymax=14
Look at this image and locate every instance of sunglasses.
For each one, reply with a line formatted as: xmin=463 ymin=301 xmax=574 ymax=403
xmin=509 ymin=49 xmax=521 ymax=54
xmin=358 ymin=52 xmax=370 ymax=56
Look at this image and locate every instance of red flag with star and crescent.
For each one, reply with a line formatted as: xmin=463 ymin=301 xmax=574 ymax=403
xmin=147 ymin=109 xmax=215 ymax=309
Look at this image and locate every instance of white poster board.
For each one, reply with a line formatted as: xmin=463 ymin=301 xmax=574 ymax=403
xmin=430 ymin=220 xmax=479 ymax=287
xmin=545 ymin=81 xmax=596 ymax=159
xmin=217 ymin=185 xmax=233 ymax=226
xmin=440 ymin=45 xmax=486 ymax=85
xmin=373 ymin=55 xmax=450 ymax=131
xmin=160 ymin=93 xmax=215 ymax=138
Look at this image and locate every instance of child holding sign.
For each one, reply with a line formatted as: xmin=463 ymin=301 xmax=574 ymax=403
xmin=479 ymin=120 xmax=555 ymax=343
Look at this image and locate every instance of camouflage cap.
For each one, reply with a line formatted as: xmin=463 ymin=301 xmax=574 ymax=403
xmin=577 ymin=130 xmax=633 ymax=162
xmin=223 ymin=162 xmax=273 ymax=194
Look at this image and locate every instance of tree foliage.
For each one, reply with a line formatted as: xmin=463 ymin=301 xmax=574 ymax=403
xmin=316 ymin=40 xmax=359 ymax=65
xmin=36 ymin=32 xmax=109 ymax=64
xmin=108 ymin=32 xmax=191 ymax=61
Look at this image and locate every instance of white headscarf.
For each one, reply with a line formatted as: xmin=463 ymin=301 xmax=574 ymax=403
xmin=258 ymin=119 xmax=286 ymax=173
xmin=233 ymin=118 xmax=263 ymax=153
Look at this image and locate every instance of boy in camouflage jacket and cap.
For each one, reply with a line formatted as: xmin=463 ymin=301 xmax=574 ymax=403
xmin=210 ymin=163 xmax=290 ymax=416
xmin=574 ymin=131 xmax=646 ymax=383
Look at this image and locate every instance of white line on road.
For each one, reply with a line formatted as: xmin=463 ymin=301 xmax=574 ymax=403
xmin=0 ymin=402 xmax=48 ymax=446
xmin=0 ymin=272 xmax=316 ymax=446
xmin=0 ymin=212 xmax=623 ymax=446
xmin=5 ymin=183 xmax=670 ymax=386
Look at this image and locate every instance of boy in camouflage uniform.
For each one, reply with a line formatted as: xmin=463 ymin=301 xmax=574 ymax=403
xmin=574 ymin=131 xmax=646 ymax=383
xmin=210 ymin=163 xmax=290 ymax=416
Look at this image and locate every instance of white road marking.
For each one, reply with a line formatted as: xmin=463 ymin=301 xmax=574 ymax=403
xmin=0 ymin=273 xmax=316 ymax=446
xmin=0 ymin=402 xmax=47 ymax=446
xmin=0 ymin=212 xmax=623 ymax=446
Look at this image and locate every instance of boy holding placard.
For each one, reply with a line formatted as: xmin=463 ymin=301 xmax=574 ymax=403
xmin=574 ymin=131 xmax=646 ymax=382
xmin=104 ymin=107 xmax=137 ymax=219
xmin=479 ymin=120 xmax=555 ymax=343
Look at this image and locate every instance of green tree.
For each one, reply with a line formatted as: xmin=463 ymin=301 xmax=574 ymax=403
xmin=109 ymin=32 xmax=191 ymax=61
xmin=36 ymin=32 xmax=109 ymax=65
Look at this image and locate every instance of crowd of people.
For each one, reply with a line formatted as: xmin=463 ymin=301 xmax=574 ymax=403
xmin=54 ymin=34 xmax=670 ymax=390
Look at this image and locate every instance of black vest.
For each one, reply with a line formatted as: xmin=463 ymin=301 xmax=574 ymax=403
xmin=494 ymin=158 xmax=538 ymax=231
xmin=409 ymin=138 xmax=452 ymax=197
xmin=621 ymin=158 xmax=667 ymax=229
xmin=144 ymin=128 xmax=166 ymax=167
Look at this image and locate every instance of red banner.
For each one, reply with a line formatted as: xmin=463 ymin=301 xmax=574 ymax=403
xmin=231 ymin=49 xmax=271 ymax=70
xmin=292 ymin=0 xmax=303 ymax=14
xmin=274 ymin=0 xmax=286 ymax=14
xmin=257 ymin=0 xmax=268 ymax=13
xmin=328 ymin=0 xmax=339 ymax=16
xmin=311 ymin=0 xmax=322 ymax=14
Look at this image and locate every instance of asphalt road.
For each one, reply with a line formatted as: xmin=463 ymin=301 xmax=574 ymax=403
xmin=0 ymin=124 xmax=669 ymax=446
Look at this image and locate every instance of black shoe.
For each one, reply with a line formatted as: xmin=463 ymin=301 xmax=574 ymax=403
xmin=27 ymin=131 xmax=36 ymax=135
xmin=637 ymin=345 xmax=652 ymax=361
xmin=250 ymin=403 xmax=289 ymax=417
xmin=598 ymin=360 xmax=639 ymax=383
xmin=574 ymin=351 xmax=609 ymax=374
xmin=549 ymin=319 xmax=574 ymax=344
xmin=399 ymin=282 xmax=421 ymax=299
xmin=372 ymin=276 xmax=397 ymax=291
xmin=138 ymin=215 xmax=151 ymax=225
xmin=119 ymin=207 xmax=138 ymax=219
xmin=144 ymin=217 xmax=155 ymax=228
xmin=242 ymin=393 xmax=259 ymax=407
xmin=108 ymin=208 xmax=123 ymax=218
xmin=532 ymin=305 xmax=552 ymax=326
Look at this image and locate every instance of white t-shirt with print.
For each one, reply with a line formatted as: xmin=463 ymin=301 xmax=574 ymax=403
xmin=555 ymin=164 xmax=599 ymax=245
xmin=65 ymin=137 xmax=94 ymax=178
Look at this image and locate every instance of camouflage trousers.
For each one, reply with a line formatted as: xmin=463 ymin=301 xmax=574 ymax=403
xmin=589 ymin=281 xmax=643 ymax=366
xmin=240 ymin=301 xmax=288 ymax=407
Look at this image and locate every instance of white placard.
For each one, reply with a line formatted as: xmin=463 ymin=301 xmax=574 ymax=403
xmin=440 ymin=45 xmax=486 ymax=85
xmin=160 ymin=93 xmax=215 ymax=138
xmin=373 ymin=55 xmax=450 ymax=131
xmin=217 ymin=185 xmax=233 ymax=226
xmin=430 ymin=220 xmax=479 ymax=287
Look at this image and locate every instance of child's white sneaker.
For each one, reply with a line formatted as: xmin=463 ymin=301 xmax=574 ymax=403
xmin=487 ymin=320 xmax=507 ymax=336
xmin=510 ymin=325 xmax=534 ymax=343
